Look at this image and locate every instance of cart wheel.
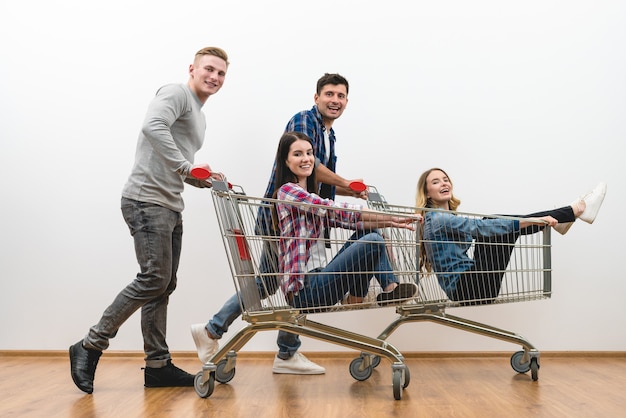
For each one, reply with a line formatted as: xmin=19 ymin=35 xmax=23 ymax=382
xmin=392 ymin=368 xmax=403 ymax=400
xmin=370 ymin=355 xmax=381 ymax=369
xmin=215 ymin=358 xmax=236 ymax=384
xmin=358 ymin=353 xmax=380 ymax=368
xmin=194 ymin=371 xmax=215 ymax=398
xmin=510 ymin=351 xmax=531 ymax=374
xmin=349 ymin=357 xmax=373 ymax=381
xmin=402 ymin=365 xmax=410 ymax=389
xmin=530 ymin=357 xmax=539 ymax=381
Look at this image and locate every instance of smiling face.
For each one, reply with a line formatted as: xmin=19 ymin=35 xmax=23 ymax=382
xmin=425 ymin=169 xmax=453 ymax=210
xmin=286 ymin=139 xmax=315 ymax=186
xmin=188 ymin=54 xmax=228 ymax=103
xmin=314 ymin=84 xmax=348 ymax=128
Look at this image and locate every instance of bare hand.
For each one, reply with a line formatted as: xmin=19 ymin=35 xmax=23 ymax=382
xmin=521 ymin=216 xmax=558 ymax=229
xmin=389 ymin=214 xmax=423 ymax=231
xmin=210 ymin=171 xmax=225 ymax=181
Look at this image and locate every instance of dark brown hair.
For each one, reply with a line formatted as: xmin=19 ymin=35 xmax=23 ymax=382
xmin=316 ymin=73 xmax=349 ymax=95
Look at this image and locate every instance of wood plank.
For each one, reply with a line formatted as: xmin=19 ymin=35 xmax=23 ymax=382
xmin=1 ymin=353 xmax=625 ymax=417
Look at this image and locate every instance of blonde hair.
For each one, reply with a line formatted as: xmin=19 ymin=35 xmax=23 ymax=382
xmin=415 ymin=167 xmax=461 ymax=211
xmin=415 ymin=167 xmax=461 ymax=273
xmin=195 ymin=46 xmax=229 ymax=66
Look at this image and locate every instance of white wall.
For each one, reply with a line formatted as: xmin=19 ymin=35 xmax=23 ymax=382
xmin=1 ymin=0 xmax=624 ymax=354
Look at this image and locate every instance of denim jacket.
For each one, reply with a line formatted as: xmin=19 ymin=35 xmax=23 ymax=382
xmin=423 ymin=210 xmax=519 ymax=295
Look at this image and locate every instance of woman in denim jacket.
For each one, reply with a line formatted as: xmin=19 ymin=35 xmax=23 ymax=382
xmin=415 ymin=167 xmax=606 ymax=304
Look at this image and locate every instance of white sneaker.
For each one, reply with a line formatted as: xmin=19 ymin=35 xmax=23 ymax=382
xmin=579 ymin=182 xmax=607 ymax=224
xmin=190 ymin=323 xmax=219 ymax=364
xmin=272 ymin=353 xmax=325 ymax=375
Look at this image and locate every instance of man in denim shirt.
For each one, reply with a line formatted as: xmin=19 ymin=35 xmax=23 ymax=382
xmin=192 ymin=73 xmax=366 ymax=374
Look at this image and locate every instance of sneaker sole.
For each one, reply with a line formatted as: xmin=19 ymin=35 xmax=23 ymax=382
xmin=272 ymin=368 xmax=325 ymax=375
xmin=580 ymin=204 xmax=604 ymax=224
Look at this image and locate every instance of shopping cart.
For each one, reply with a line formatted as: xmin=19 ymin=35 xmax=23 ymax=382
xmin=193 ymin=181 xmax=421 ymax=400
xmin=351 ymin=185 xmax=551 ymax=381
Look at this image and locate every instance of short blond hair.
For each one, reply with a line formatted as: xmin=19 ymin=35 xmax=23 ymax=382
xmin=195 ymin=47 xmax=229 ymax=66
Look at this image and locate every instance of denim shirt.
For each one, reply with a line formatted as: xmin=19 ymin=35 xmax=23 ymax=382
xmin=423 ymin=210 xmax=519 ymax=295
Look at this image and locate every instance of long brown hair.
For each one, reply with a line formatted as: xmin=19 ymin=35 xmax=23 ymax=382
xmin=272 ymin=132 xmax=318 ymax=197
xmin=271 ymin=132 xmax=318 ymax=229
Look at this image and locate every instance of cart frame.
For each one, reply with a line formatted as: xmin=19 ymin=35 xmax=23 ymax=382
xmin=194 ymin=182 xmax=551 ymax=401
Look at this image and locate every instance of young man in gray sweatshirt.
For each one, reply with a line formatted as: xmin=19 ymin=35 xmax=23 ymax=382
xmin=69 ymin=46 xmax=229 ymax=394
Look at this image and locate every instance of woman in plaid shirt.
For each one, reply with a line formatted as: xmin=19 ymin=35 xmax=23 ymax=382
xmin=273 ymin=132 xmax=421 ymax=309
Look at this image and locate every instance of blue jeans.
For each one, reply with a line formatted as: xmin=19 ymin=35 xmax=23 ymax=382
xmin=207 ymin=230 xmax=396 ymax=359
xmin=83 ymin=198 xmax=182 ymax=367
xmin=278 ymin=230 xmax=396 ymax=358
xmin=291 ymin=231 xmax=392 ymax=308
xmin=347 ymin=229 xmax=396 ymax=290
xmin=206 ymin=239 xmax=299 ymax=356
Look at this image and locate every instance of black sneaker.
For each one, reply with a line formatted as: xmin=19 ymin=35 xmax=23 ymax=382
xmin=144 ymin=360 xmax=195 ymax=387
xmin=377 ymin=282 xmax=418 ymax=306
xmin=69 ymin=340 xmax=102 ymax=394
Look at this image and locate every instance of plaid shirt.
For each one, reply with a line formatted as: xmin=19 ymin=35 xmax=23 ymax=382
xmin=255 ymin=105 xmax=337 ymax=236
xmin=276 ymin=183 xmax=362 ymax=294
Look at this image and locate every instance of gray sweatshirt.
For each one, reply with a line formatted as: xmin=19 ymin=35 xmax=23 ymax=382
xmin=122 ymin=83 xmax=206 ymax=212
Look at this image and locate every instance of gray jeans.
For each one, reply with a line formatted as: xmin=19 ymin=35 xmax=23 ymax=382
xmin=83 ymin=198 xmax=182 ymax=367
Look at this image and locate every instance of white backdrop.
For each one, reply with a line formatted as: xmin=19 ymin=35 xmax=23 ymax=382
xmin=1 ymin=0 xmax=624 ymax=354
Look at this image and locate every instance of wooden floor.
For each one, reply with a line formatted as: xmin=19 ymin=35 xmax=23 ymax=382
xmin=1 ymin=351 xmax=625 ymax=417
